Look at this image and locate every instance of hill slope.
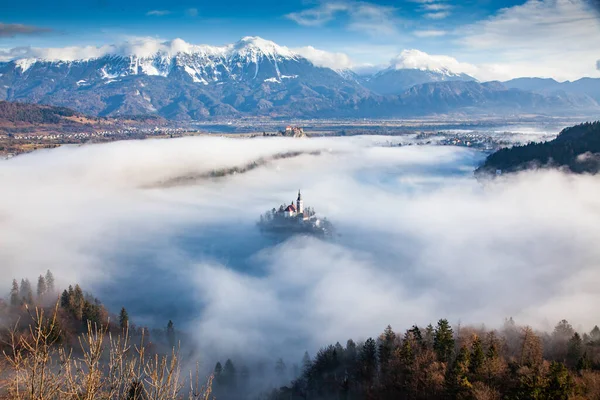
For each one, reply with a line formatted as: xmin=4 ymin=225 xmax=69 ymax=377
xmin=476 ymin=121 xmax=600 ymax=175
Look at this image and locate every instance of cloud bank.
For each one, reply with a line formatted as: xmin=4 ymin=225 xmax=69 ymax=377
xmin=1 ymin=133 xmax=599 ymax=363
xmin=390 ymin=49 xmax=478 ymax=76
xmin=0 ymin=23 xmax=52 ymax=38
xmin=458 ymin=0 xmax=600 ymax=81
xmin=286 ymin=1 xmax=400 ymax=36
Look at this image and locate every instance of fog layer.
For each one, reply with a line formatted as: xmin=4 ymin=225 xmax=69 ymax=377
xmin=1 ymin=135 xmax=599 ymax=361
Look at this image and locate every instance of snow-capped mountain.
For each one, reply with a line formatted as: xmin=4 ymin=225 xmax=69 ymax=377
xmin=362 ymin=49 xmax=477 ymax=95
xmin=0 ymin=38 xmax=597 ymax=119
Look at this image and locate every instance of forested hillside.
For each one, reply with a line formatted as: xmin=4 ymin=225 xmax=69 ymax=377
xmin=266 ymin=320 xmax=600 ymax=400
xmin=476 ymin=121 xmax=600 ymax=175
xmin=0 ymin=101 xmax=79 ymax=124
xmin=4 ymin=274 xmax=600 ymax=399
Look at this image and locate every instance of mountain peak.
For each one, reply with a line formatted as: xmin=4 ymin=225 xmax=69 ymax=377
xmin=232 ymin=36 xmax=297 ymax=59
xmin=390 ymin=49 xmax=474 ymax=78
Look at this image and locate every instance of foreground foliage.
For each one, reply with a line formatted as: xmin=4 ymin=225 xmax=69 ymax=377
xmin=266 ymin=319 xmax=600 ymax=400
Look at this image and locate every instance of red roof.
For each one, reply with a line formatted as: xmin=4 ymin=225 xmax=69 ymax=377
xmin=285 ymin=204 xmax=297 ymax=212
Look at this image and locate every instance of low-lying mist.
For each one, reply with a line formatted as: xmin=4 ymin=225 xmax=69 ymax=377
xmin=1 ymin=135 xmax=600 ymax=366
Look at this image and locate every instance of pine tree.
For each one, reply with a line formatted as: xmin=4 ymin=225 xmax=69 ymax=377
xmin=20 ymin=279 xmax=33 ymax=305
xmin=378 ymin=325 xmax=396 ymax=379
xmin=71 ymin=284 xmax=84 ymax=320
xmin=409 ymin=325 xmax=425 ymax=349
xmin=60 ymin=290 xmax=69 ymax=308
xmin=434 ymin=319 xmax=455 ymax=363
xmin=166 ymin=320 xmax=175 ymax=349
xmin=10 ymin=279 xmax=19 ymax=306
xmin=214 ymin=361 xmax=223 ymax=376
xmin=590 ymin=325 xmax=600 ymax=342
xmin=37 ymin=275 xmax=46 ymax=299
xmin=470 ymin=335 xmax=485 ymax=376
xmin=275 ymin=358 xmax=287 ymax=379
xmin=446 ymin=345 xmax=472 ymax=397
xmin=359 ymin=338 xmax=377 ymax=385
xmin=486 ymin=331 xmax=499 ymax=359
xmin=577 ymin=352 xmax=592 ymax=371
xmin=45 ymin=270 xmax=55 ymax=294
xmin=119 ymin=307 xmax=129 ymax=330
xmin=302 ymin=351 xmax=312 ymax=374
xmin=223 ymin=359 xmax=236 ymax=388
xmin=566 ymin=332 xmax=583 ymax=368
xmin=545 ymin=361 xmax=573 ymax=400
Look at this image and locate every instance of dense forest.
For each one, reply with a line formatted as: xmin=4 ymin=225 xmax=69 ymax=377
xmin=476 ymin=121 xmax=600 ymax=175
xmin=0 ymin=101 xmax=79 ymax=124
xmin=4 ymin=273 xmax=600 ymax=399
xmin=263 ymin=320 xmax=600 ymax=400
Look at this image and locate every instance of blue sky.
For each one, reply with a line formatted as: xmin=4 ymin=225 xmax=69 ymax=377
xmin=1 ymin=0 xmax=599 ymax=80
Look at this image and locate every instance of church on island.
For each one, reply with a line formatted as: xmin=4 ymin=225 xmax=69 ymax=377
xmin=258 ymin=190 xmax=332 ymax=236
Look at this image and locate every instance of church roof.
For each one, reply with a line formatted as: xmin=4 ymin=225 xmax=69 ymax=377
xmin=285 ymin=204 xmax=297 ymax=212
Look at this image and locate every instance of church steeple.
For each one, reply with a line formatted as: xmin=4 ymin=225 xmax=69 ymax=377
xmin=296 ymin=189 xmax=304 ymax=214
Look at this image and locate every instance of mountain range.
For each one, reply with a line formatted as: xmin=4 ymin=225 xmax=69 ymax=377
xmin=1 ymin=37 xmax=599 ymax=120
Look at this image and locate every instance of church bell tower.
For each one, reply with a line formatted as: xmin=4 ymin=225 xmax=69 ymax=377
xmin=297 ymin=190 xmax=304 ymax=214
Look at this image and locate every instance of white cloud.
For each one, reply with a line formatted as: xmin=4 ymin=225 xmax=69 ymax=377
xmin=293 ymin=45 xmax=354 ymax=70
xmin=146 ymin=10 xmax=171 ymax=16
xmin=390 ymin=49 xmax=479 ymax=76
xmin=286 ymin=1 xmax=401 ymax=36
xmin=413 ymin=29 xmax=448 ymax=37
xmin=186 ymin=8 xmax=198 ymax=17
xmin=457 ymin=0 xmax=600 ymax=81
xmin=425 ymin=11 xmax=450 ymax=19
xmin=0 ymin=37 xmax=221 ymax=62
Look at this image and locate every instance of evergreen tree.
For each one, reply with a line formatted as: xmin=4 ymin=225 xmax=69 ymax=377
xmin=359 ymin=338 xmax=377 ymax=386
xmin=446 ymin=345 xmax=472 ymax=397
xmin=45 ymin=270 xmax=55 ymax=294
xmin=166 ymin=320 xmax=176 ymax=349
xmin=223 ymin=359 xmax=236 ymax=388
xmin=409 ymin=325 xmax=425 ymax=349
xmin=60 ymin=290 xmax=69 ymax=308
xmin=214 ymin=361 xmax=223 ymax=386
xmin=577 ymin=352 xmax=592 ymax=371
xmin=434 ymin=319 xmax=455 ymax=363
xmin=424 ymin=324 xmax=435 ymax=349
xmin=275 ymin=358 xmax=287 ymax=379
xmin=9 ymin=279 xmax=19 ymax=306
xmin=470 ymin=335 xmax=485 ymax=376
xmin=566 ymin=333 xmax=583 ymax=368
xmin=119 ymin=307 xmax=129 ymax=330
xmin=37 ymin=275 xmax=46 ymax=299
xmin=486 ymin=331 xmax=499 ymax=360
xmin=545 ymin=361 xmax=573 ymax=400
xmin=20 ymin=278 xmax=33 ymax=305
xmin=71 ymin=284 xmax=84 ymax=320
xmin=378 ymin=325 xmax=396 ymax=379
xmin=590 ymin=325 xmax=600 ymax=342
xmin=553 ymin=320 xmax=575 ymax=341
xmin=301 ymin=351 xmax=312 ymax=375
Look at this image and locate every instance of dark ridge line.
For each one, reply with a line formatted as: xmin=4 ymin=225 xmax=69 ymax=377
xmin=145 ymin=150 xmax=324 ymax=189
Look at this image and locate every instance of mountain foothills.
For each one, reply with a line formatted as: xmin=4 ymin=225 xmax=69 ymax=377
xmin=477 ymin=121 xmax=600 ymax=175
xmin=1 ymin=37 xmax=599 ymax=121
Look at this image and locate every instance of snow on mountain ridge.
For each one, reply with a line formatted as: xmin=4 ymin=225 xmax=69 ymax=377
xmin=390 ymin=49 xmax=477 ymax=77
xmin=4 ymin=37 xmax=297 ymax=64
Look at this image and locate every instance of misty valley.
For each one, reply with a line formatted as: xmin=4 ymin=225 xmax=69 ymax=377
xmin=3 ymin=124 xmax=600 ymax=398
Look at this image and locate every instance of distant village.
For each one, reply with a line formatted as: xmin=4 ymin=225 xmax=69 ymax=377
xmin=262 ymin=126 xmax=307 ymax=138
